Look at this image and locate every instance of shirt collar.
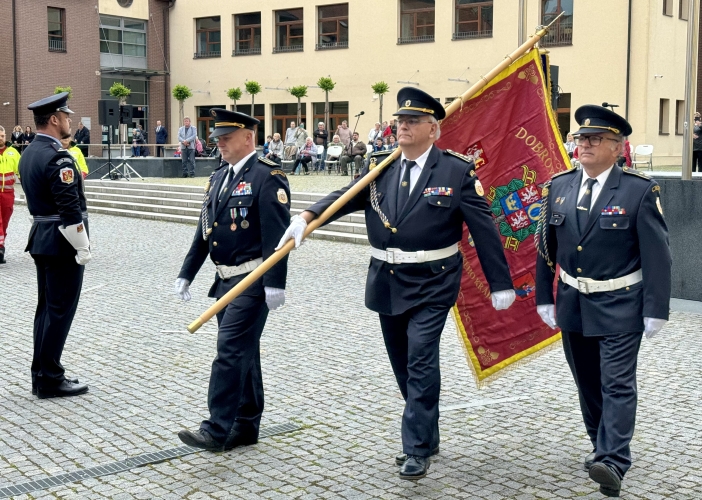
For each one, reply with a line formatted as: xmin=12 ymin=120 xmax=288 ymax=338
xmin=35 ymin=133 xmax=62 ymax=146
xmin=581 ymin=164 xmax=614 ymax=188
xmin=401 ymin=145 xmax=433 ymax=169
xmin=229 ymin=150 xmax=257 ymax=176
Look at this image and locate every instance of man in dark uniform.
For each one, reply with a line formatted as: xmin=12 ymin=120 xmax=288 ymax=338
xmin=277 ymin=88 xmax=516 ymax=480
xmin=174 ymin=109 xmax=291 ymax=452
xmin=19 ymin=92 xmax=91 ymax=399
xmin=535 ymin=105 xmax=671 ymax=497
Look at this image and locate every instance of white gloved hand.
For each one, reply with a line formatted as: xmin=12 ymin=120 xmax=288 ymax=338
xmin=275 ymin=215 xmax=308 ymax=250
xmin=491 ymin=289 xmax=516 ymax=310
xmin=58 ymin=222 xmax=92 ymax=265
xmin=643 ymin=317 xmax=667 ymax=339
xmin=537 ymin=304 xmax=557 ymax=329
xmin=264 ymin=287 xmax=285 ymax=310
xmin=174 ymin=278 xmax=192 ymax=302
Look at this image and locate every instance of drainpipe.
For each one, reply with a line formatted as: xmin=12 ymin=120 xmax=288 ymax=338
xmin=12 ymin=0 xmax=19 ymax=124
xmin=625 ymin=0 xmax=632 ymax=121
xmin=682 ymin=0 xmax=700 ymax=180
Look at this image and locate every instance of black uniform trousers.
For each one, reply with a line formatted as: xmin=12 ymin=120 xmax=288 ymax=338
xmin=31 ymin=254 xmax=84 ymax=388
xmin=200 ymin=278 xmax=268 ymax=444
xmin=561 ymin=329 xmax=643 ymax=477
xmin=379 ymin=304 xmax=450 ymax=457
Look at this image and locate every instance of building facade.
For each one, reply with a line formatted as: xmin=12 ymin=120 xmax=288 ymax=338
xmin=167 ymin=0 xmax=697 ymax=166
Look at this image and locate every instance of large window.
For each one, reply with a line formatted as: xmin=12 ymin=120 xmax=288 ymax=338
xmin=454 ymin=0 xmax=493 ymax=40
xmin=48 ymin=7 xmax=66 ymax=52
xmin=317 ymin=4 xmax=349 ymax=50
xmin=234 ymin=13 xmax=261 ymax=56
xmin=540 ymin=0 xmax=573 ymax=47
xmin=196 ymin=16 xmax=221 ymax=58
xmin=100 ymin=16 xmax=147 ymax=69
xmin=399 ymin=0 xmax=435 ymax=44
xmin=274 ymin=9 xmax=304 ymax=53
xmin=659 ymin=98 xmax=670 ymax=135
xmin=272 ymin=103 xmax=308 ymax=135
xmin=100 ymin=78 xmax=149 ymax=141
xmin=313 ymin=102 xmax=349 ymax=132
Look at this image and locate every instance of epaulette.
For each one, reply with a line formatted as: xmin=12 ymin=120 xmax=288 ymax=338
xmin=552 ymin=167 xmax=577 ymax=179
xmin=621 ymin=166 xmax=653 ymax=181
xmin=444 ymin=149 xmax=473 ymax=163
xmin=370 ymin=149 xmax=392 ymax=157
xmin=258 ymin=156 xmax=279 ymax=167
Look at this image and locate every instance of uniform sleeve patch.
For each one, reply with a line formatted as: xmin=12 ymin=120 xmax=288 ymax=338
xmin=60 ymin=167 xmax=74 ymax=184
xmin=277 ymin=188 xmax=288 ymax=204
xmin=56 ymin=157 xmax=73 ymax=165
xmin=270 ymin=169 xmax=286 ymax=177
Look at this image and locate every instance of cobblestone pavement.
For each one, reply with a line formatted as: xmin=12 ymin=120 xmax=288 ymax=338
xmin=1 ymin=205 xmax=701 ymax=499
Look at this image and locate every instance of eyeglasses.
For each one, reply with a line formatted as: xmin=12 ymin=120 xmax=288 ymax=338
xmin=576 ymin=135 xmax=621 ymax=147
xmin=397 ymin=117 xmax=433 ymax=127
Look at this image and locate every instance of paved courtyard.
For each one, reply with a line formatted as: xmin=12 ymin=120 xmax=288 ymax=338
xmin=1 ymin=204 xmax=701 ymax=499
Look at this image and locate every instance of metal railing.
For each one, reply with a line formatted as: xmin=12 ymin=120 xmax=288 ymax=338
xmin=453 ymin=30 xmax=492 ymax=40
xmin=193 ymin=50 xmax=221 ymax=59
xmin=539 ymin=19 xmax=573 ymax=46
xmin=48 ymin=38 xmax=66 ymax=52
xmin=232 ymin=47 xmax=261 ymax=56
xmin=272 ymin=44 xmax=303 ymax=54
xmin=397 ymin=34 xmax=435 ymax=45
xmin=315 ymin=40 xmax=349 ymax=50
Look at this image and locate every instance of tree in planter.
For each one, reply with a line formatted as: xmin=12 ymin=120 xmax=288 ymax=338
xmin=317 ymin=76 xmax=335 ymax=133
xmin=226 ymin=87 xmax=243 ymax=112
xmin=244 ymin=81 xmax=262 ymax=114
xmin=54 ymin=86 xmax=73 ymax=99
xmin=289 ymin=85 xmax=308 ymax=129
xmin=109 ymin=82 xmax=132 ymax=144
xmin=371 ymin=81 xmax=390 ymax=125
xmin=172 ymin=84 xmax=193 ymax=125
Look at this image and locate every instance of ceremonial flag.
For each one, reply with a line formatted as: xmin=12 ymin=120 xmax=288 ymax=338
xmin=436 ymin=48 xmax=570 ymax=385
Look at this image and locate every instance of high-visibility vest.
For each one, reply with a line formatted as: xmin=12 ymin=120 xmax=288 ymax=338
xmin=68 ymin=145 xmax=89 ymax=176
xmin=0 ymin=147 xmax=20 ymax=192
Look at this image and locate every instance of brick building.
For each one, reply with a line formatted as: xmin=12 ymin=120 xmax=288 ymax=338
xmin=0 ymin=0 xmax=172 ymax=147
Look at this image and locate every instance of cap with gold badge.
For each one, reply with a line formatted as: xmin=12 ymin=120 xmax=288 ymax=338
xmin=27 ymin=92 xmax=74 ymax=115
xmin=393 ymin=87 xmax=446 ymax=121
xmin=208 ymin=108 xmax=260 ymax=139
xmin=573 ymin=105 xmax=632 ymax=137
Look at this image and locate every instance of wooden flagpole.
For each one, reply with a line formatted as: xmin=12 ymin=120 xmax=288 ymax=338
xmin=187 ymin=17 xmax=563 ymax=334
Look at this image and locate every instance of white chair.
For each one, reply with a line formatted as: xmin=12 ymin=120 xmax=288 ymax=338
xmin=324 ymin=145 xmax=344 ymax=175
xmin=315 ymin=146 xmax=324 ymax=173
xmin=631 ymin=145 xmax=654 ymax=170
xmin=366 ymin=144 xmax=373 ymax=155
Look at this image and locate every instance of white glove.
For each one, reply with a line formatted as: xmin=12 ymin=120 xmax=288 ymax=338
xmin=643 ymin=317 xmax=667 ymax=339
xmin=264 ymin=287 xmax=285 ymax=310
xmin=58 ymin=222 xmax=92 ymax=265
xmin=537 ymin=304 xmax=557 ymax=329
xmin=275 ymin=215 xmax=308 ymax=250
xmin=174 ymin=278 xmax=192 ymax=302
xmin=491 ymin=289 xmax=516 ymax=310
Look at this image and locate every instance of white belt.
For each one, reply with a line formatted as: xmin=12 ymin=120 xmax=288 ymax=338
xmin=216 ymin=257 xmax=262 ymax=279
xmin=559 ymin=268 xmax=642 ymax=294
xmin=370 ymin=243 xmax=458 ymax=264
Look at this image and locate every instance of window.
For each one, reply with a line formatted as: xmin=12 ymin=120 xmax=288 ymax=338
xmin=274 ymin=9 xmax=304 ymax=53
xmin=454 ymin=0 xmax=493 ymax=39
xmin=317 ymin=4 xmax=349 ymax=50
xmin=48 ymin=7 xmax=66 ymax=52
xmin=100 ymin=16 xmax=147 ymax=69
xmin=556 ymin=93 xmax=571 ymax=142
xmin=680 ymin=0 xmax=689 ymax=20
xmin=399 ymin=0 xmax=435 ymax=44
xmin=659 ymin=99 xmax=670 ymax=135
xmin=197 ymin=105 xmax=225 ymax=145
xmin=234 ymin=13 xmax=261 ymax=56
xmin=233 ymin=104 xmax=265 ymax=145
xmin=196 ymin=16 xmax=221 ymax=58
xmin=541 ymin=0 xmax=573 ymax=46
xmin=663 ymin=0 xmax=674 ymax=16
xmin=313 ymin=102 xmax=349 ymax=131
xmin=675 ymin=100 xmax=686 ymax=135
xmin=272 ymin=103 xmax=308 ymax=135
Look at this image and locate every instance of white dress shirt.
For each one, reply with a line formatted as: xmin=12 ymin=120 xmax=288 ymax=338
xmin=577 ymin=165 xmax=614 ymax=210
xmin=399 ymin=146 xmax=433 ymax=192
xmin=219 ymin=150 xmax=257 ymax=197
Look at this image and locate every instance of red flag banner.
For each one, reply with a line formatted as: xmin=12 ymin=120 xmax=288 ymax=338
xmin=436 ymin=49 xmax=570 ymax=385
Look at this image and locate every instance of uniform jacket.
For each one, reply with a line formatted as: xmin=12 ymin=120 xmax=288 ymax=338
xmin=0 ymin=146 xmax=21 ymax=192
xmin=155 ymin=126 xmax=168 ymax=144
xmin=19 ymin=134 xmax=88 ymax=256
xmin=307 ymin=145 xmax=513 ymax=316
xmin=535 ymin=165 xmax=671 ymax=335
xmin=178 ymin=154 xmax=291 ymax=298
xmin=74 ymin=127 xmax=90 ymax=145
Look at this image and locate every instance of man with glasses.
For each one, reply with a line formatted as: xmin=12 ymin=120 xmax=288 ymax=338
xmin=535 ymin=105 xmax=671 ymax=497
xmin=276 ymin=87 xmax=515 ymax=480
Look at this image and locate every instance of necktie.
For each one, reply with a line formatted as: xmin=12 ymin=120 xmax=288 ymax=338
xmin=397 ymin=160 xmax=415 ymax=213
xmin=219 ymin=166 xmax=235 ymax=201
xmin=577 ymin=178 xmax=597 ymax=234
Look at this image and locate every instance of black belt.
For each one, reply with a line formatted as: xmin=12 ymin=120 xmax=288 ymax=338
xmin=32 ymin=212 xmax=89 ymax=223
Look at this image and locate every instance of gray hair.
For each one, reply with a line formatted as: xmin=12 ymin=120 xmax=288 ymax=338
xmin=431 ymin=116 xmax=441 ymax=140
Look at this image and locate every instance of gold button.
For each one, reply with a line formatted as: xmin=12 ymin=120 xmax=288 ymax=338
xmin=577 ymin=246 xmax=582 ymax=251
xmin=577 ymin=268 xmax=582 ymax=273
xmin=390 ymin=270 xmax=394 ymax=275
xmin=442 ymin=266 xmax=445 ymax=270
xmin=213 ymin=241 xmax=218 ymax=247
xmin=612 ymin=223 xmax=617 ymax=227
xmin=215 ymin=261 xmax=219 ymax=264
xmin=626 ymin=286 xmax=630 ymax=290
xmin=214 ymin=222 xmax=218 ymax=227
xmin=238 ymin=201 xmax=242 ymax=205
xmin=437 ymin=201 xmax=441 ymax=205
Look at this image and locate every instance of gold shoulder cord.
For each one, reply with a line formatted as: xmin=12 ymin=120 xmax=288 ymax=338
xmin=201 ymin=170 xmax=217 ymax=241
xmin=368 ymin=157 xmax=397 ymax=233
xmin=533 ymin=183 xmax=554 ymax=272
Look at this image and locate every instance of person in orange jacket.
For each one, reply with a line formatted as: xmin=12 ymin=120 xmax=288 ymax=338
xmin=0 ymin=125 xmax=21 ymax=263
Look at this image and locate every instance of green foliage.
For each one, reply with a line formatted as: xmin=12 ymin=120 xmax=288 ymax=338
xmin=289 ymin=85 xmax=308 ymax=99
xmin=371 ymin=81 xmax=390 ymax=95
xmin=245 ymin=81 xmax=262 ymax=96
xmin=171 ymin=84 xmax=193 ymax=102
xmin=109 ymin=82 xmax=131 ymax=99
xmin=226 ymin=87 xmax=243 ymax=101
xmin=317 ymin=77 xmax=335 ymax=92
xmin=54 ymin=86 xmax=73 ymax=99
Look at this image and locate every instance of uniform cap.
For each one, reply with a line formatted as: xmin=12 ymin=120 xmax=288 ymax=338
xmin=393 ymin=87 xmax=446 ymax=121
xmin=208 ymin=108 xmax=259 ymax=138
xmin=574 ymin=105 xmax=632 ymax=137
xmin=27 ymin=92 xmax=74 ymax=115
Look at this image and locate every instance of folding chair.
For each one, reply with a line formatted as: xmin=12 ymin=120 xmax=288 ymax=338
xmin=324 ymin=145 xmax=344 ymax=175
xmin=315 ymin=146 xmax=325 ymax=173
xmin=631 ymin=145 xmax=654 ymax=171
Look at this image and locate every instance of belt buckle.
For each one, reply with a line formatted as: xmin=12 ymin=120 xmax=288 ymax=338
xmin=385 ymin=248 xmax=399 ymax=264
xmin=577 ymin=279 xmax=590 ymax=294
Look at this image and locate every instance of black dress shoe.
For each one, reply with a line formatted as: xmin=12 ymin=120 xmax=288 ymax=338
xmin=584 ymin=451 xmax=597 ymax=471
xmin=399 ymin=455 xmax=430 ymax=480
xmin=589 ymin=462 xmax=622 ymax=497
xmin=36 ymin=380 xmax=89 ymax=399
xmin=396 ymin=446 xmax=439 ymax=466
xmin=182 ymin=173 xmax=188 ymax=178
xmin=32 ymin=377 xmax=79 ymax=395
xmin=223 ymin=432 xmax=258 ymax=451
xmin=178 ymin=429 xmax=225 ymax=451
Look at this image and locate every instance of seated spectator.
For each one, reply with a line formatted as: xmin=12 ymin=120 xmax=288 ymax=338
xmin=326 ymin=134 xmax=344 ymax=160
xmin=266 ymin=133 xmax=284 ymax=165
xmin=373 ymin=137 xmax=385 ymax=152
xmin=339 ymin=132 xmax=366 ymax=175
xmin=263 ymin=135 xmax=273 ymax=156
xmin=384 ymin=134 xmax=398 ymax=150
xmin=563 ymin=133 xmax=576 ymax=158
xmin=293 ymin=137 xmax=317 ymax=175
